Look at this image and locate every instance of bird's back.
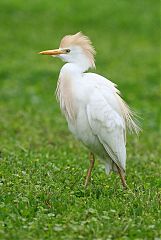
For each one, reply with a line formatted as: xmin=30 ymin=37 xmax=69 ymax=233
xmin=84 ymin=72 xmax=140 ymax=134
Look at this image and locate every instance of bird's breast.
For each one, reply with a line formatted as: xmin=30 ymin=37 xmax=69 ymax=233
xmin=56 ymin=70 xmax=90 ymax=122
xmin=56 ymin=73 xmax=77 ymax=121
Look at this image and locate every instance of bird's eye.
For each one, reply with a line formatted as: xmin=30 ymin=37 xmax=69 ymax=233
xmin=66 ymin=49 xmax=71 ymax=53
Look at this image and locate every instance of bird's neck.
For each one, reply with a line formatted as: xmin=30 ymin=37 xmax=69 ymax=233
xmin=74 ymin=57 xmax=92 ymax=72
xmin=72 ymin=49 xmax=95 ymax=72
xmin=69 ymin=55 xmax=94 ymax=72
xmin=61 ymin=63 xmax=83 ymax=76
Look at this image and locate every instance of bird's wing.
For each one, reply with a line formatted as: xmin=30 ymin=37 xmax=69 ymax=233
xmin=84 ymin=73 xmax=140 ymax=135
xmin=86 ymin=88 xmax=126 ymax=171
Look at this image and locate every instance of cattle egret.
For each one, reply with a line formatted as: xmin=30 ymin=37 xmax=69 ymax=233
xmin=39 ymin=32 xmax=140 ymax=188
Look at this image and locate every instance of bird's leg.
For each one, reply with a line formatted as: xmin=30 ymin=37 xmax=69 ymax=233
xmin=84 ymin=153 xmax=95 ymax=187
xmin=116 ymin=165 xmax=127 ymax=189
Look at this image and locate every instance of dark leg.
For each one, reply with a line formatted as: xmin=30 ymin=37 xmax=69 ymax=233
xmin=84 ymin=153 xmax=95 ymax=187
xmin=116 ymin=165 xmax=127 ymax=189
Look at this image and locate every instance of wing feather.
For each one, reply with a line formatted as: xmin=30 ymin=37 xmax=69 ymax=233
xmin=86 ymin=90 xmax=126 ymax=171
xmin=84 ymin=73 xmax=141 ymax=135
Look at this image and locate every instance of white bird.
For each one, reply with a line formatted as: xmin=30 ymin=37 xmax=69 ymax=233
xmin=39 ymin=32 xmax=140 ymax=188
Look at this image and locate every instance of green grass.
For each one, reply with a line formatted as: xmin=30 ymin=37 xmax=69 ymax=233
xmin=0 ymin=0 xmax=160 ymax=239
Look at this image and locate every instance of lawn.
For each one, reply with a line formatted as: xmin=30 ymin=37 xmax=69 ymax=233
xmin=0 ymin=0 xmax=160 ymax=239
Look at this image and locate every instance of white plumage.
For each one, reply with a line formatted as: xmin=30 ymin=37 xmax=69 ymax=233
xmin=39 ymin=32 xmax=140 ymax=188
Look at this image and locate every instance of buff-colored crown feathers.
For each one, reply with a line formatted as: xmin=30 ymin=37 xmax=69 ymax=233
xmin=60 ymin=32 xmax=96 ymax=68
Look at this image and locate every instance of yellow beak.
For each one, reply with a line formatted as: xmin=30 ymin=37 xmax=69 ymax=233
xmin=38 ymin=49 xmax=65 ymax=55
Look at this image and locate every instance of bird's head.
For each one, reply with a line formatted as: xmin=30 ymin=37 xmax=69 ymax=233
xmin=39 ymin=32 xmax=96 ymax=71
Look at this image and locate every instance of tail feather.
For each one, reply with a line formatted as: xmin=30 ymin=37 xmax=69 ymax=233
xmin=116 ymin=94 xmax=141 ymax=134
xmin=105 ymin=161 xmax=125 ymax=175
